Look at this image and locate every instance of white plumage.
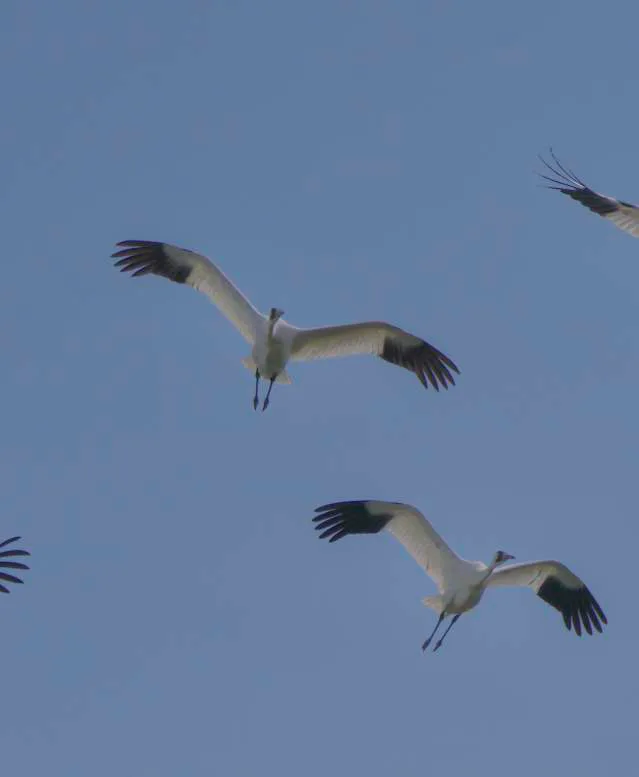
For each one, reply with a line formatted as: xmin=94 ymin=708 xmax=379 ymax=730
xmin=313 ymin=500 xmax=607 ymax=652
xmin=111 ymin=240 xmax=459 ymax=410
xmin=540 ymin=149 xmax=639 ymax=238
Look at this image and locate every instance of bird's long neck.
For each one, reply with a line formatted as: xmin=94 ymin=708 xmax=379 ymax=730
xmin=267 ymin=318 xmax=277 ymax=342
xmin=479 ymin=558 xmax=500 ymax=586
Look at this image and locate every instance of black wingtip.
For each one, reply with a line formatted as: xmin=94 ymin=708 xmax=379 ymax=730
xmin=0 ymin=535 xmax=21 ymax=547
xmin=0 ymin=537 xmax=30 ymax=593
xmin=380 ymin=337 xmax=459 ymax=392
xmin=538 ymin=577 xmax=607 ymax=637
xmin=312 ymin=501 xmax=392 ymax=542
xmin=537 ymin=149 xmax=587 ymax=193
xmin=110 ymin=241 xmax=192 ymax=284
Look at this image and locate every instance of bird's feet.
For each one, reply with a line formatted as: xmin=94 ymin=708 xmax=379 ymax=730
xmin=421 ymin=638 xmax=431 ymax=652
xmin=253 ymin=397 xmax=259 ymax=410
xmin=432 ymin=639 xmax=444 ymax=653
xmin=262 ymin=398 xmax=270 ymax=412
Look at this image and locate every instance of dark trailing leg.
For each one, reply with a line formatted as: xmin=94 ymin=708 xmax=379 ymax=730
xmin=253 ymin=370 xmax=260 ymax=411
xmin=422 ymin=612 xmax=445 ymax=652
xmin=433 ymin=613 xmax=461 ymax=653
xmin=262 ymin=376 xmax=276 ymax=411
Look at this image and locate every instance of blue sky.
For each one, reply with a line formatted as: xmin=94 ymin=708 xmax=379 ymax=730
xmin=1 ymin=1 xmax=636 ymax=774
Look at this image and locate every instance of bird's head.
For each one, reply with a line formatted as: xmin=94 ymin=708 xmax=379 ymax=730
xmin=493 ymin=550 xmax=515 ymax=567
xmin=269 ymin=307 xmax=285 ymax=322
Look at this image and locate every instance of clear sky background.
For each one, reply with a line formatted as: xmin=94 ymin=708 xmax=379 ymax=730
xmin=1 ymin=2 xmax=636 ymax=775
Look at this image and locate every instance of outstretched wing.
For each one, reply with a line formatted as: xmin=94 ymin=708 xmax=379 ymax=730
xmin=486 ymin=560 xmax=607 ymax=636
xmin=0 ymin=536 xmax=30 ymax=594
xmin=112 ymin=240 xmax=265 ymax=343
xmin=540 ymin=150 xmax=639 ymax=238
xmin=313 ymin=500 xmax=467 ymax=593
xmin=290 ymin=322 xmax=459 ymax=391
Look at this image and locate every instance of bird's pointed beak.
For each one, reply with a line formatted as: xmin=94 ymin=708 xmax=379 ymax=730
xmin=503 ymin=553 xmax=515 ymax=562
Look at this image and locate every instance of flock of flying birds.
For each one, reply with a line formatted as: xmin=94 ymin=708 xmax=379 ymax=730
xmin=5 ymin=151 xmax=636 ymax=651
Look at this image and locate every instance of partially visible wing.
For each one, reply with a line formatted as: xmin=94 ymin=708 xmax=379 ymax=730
xmin=0 ymin=536 xmax=30 ymax=594
xmin=486 ymin=560 xmax=607 ymax=636
xmin=112 ymin=240 xmax=265 ymax=343
xmin=290 ymin=322 xmax=459 ymax=391
xmin=313 ymin=500 xmax=467 ymax=593
xmin=540 ymin=150 xmax=639 ymax=238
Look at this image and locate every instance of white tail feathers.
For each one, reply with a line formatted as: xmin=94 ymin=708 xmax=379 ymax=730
xmin=241 ymin=355 xmax=257 ymax=373
xmin=422 ymin=596 xmax=445 ymax=615
xmin=274 ymin=370 xmax=292 ymax=384
xmin=241 ymin=356 xmax=292 ymax=384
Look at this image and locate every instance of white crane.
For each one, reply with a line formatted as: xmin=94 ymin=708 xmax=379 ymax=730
xmin=111 ymin=240 xmax=459 ymax=411
xmin=313 ymin=500 xmax=607 ymax=652
xmin=0 ymin=536 xmax=30 ymax=594
xmin=540 ymin=149 xmax=639 ymax=238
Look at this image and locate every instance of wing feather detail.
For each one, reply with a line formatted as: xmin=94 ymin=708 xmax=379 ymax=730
xmin=0 ymin=536 xmax=30 ymax=594
xmin=486 ymin=560 xmax=607 ymax=636
xmin=540 ymin=150 xmax=639 ymax=238
xmin=313 ymin=500 xmax=466 ymax=593
xmin=291 ymin=322 xmax=459 ymax=391
xmin=112 ymin=240 xmax=265 ymax=343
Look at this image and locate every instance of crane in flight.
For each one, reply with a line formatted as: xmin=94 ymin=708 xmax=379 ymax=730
xmin=313 ymin=500 xmax=607 ymax=652
xmin=112 ymin=240 xmax=459 ymax=411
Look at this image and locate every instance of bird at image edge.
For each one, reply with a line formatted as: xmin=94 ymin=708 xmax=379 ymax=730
xmin=313 ymin=500 xmax=607 ymax=652
xmin=540 ymin=148 xmax=639 ymax=238
xmin=0 ymin=536 xmax=30 ymax=594
xmin=111 ymin=240 xmax=459 ymax=411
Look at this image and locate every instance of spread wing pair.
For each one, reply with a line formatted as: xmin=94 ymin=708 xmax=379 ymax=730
xmin=112 ymin=240 xmax=459 ymax=394
xmin=313 ymin=500 xmax=607 ymax=641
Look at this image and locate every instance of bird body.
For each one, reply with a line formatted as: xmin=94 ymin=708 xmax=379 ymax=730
xmin=245 ymin=311 xmax=292 ymax=384
xmin=425 ymin=560 xmax=494 ymax=615
xmin=112 ymin=240 xmax=459 ymax=410
xmin=313 ymin=500 xmax=606 ymax=651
